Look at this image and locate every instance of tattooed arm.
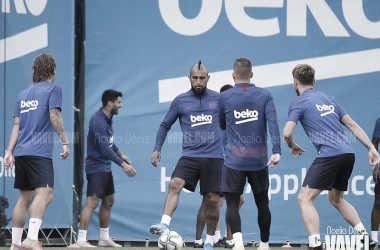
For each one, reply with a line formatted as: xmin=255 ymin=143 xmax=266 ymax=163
xmin=50 ymin=108 xmax=70 ymax=159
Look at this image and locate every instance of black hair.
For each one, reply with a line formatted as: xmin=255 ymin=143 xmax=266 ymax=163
xmin=220 ymin=84 xmax=233 ymax=93
xmin=102 ymin=89 xmax=123 ymax=107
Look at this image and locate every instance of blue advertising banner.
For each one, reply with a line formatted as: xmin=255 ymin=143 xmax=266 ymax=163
xmin=0 ymin=0 xmax=75 ymax=229
xmin=81 ymin=0 xmax=380 ymax=244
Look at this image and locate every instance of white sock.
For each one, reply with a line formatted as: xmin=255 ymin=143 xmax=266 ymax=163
xmin=213 ymin=231 xmax=221 ymax=243
xmin=195 ymin=239 xmax=203 ymax=245
xmin=12 ymin=227 xmax=23 ymax=245
xmin=205 ymin=234 xmax=214 ymax=245
xmin=233 ymin=232 xmax=243 ymax=248
xmin=260 ymin=241 xmax=269 ymax=249
xmin=226 ymin=239 xmax=234 ymax=245
xmin=224 ymin=231 xmax=227 ymax=238
xmin=371 ymin=231 xmax=378 ymax=242
xmin=100 ymin=227 xmax=110 ymax=241
xmin=308 ymin=234 xmax=321 ymax=247
xmin=27 ymin=218 xmax=42 ymax=241
xmin=214 ymin=230 xmax=221 ymax=239
xmin=354 ymin=223 xmax=367 ymax=235
xmin=161 ymin=215 xmax=171 ymax=226
xmin=78 ymin=230 xmax=87 ymax=243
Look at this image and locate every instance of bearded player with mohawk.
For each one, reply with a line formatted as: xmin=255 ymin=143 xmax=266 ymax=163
xmin=150 ymin=61 xmax=223 ymax=250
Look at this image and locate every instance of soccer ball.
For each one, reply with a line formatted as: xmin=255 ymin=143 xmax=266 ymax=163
xmin=158 ymin=230 xmax=183 ymax=250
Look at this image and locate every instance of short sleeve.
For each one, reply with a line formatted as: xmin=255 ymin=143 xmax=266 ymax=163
xmin=332 ymin=98 xmax=347 ymax=119
xmin=13 ymin=99 xmax=20 ymax=118
xmin=287 ymin=99 xmax=302 ymax=124
xmin=49 ymin=85 xmax=63 ymax=111
xmin=373 ymin=117 xmax=380 ymax=139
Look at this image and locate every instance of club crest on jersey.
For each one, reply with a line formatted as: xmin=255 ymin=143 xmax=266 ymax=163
xmin=209 ymin=102 xmax=216 ymax=109
xmin=20 ymin=99 xmax=39 ymax=113
xmin=234 ymin=109 xmax=258 ymax=124
xmin=109 ymin=136 xmax=114 ymax=147
xmin=190 ymin=114 xmax=212 ymax=127
xmin=316 ymin=104 xmax=335 ymax=117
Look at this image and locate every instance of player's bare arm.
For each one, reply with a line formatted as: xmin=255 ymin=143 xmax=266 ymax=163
xmin=267 ymin=154 xmax=281 ymax=168
xmin=341 ymin=114 xmax=380 ymax=167
xmin=121 ymin=161 xmax=136 ymax=177
xmin=4 ymin=117 xmax=20 ymax=170
xmin=151 ymin=151 xmax=161 ymax=167
xmin=50 ymin=107 xmax=70 ymax=159
xmin=283 ymin=121 xmax=306 ymax=157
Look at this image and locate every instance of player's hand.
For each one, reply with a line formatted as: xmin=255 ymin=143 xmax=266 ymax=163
xmin=373 ymin=167 xmax=380 ymax=184
xmin=151 ymin=151 xmax=161 ymax=167
xmin=369 ymin=147 xmax=380 ymax=169
xmin=289 ymin=142 xmax=305 ymax=157
xmin=267 ymin=153 xmax=281 ymax=168
xmin=122 ymin=162 xmax=136 ymax=177
xmin=4 ymin=152 xmax=14 ymax=170
xmin=60 ymin=144 xmax=70 ymax=160
xmin=122 ymin=155 xmax=131 ymax=165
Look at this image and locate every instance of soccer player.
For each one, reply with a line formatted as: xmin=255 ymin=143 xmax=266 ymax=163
xmin=371 ymin=117 xmax=380 ymax=244
xmin=194 ymin=84 xmax=245 ymax=249
xmin=218 ymin=58 xmax=281 ymax=250
xmin=4 ymin=54 xmax=70 ymax=250
xmin=73 ymin=90 xmax=136 ymax=248
xmin=283 ymin=64 xmax=379 ymax=250
xmin=150 ymin=61 xmax=223 ymax=250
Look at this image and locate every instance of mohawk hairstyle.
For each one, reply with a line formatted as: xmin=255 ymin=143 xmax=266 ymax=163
xmin=198 ymin=60 xmax=201 ymax=70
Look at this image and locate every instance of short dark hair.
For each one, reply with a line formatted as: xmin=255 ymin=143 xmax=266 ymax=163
xmin=220 ymin=84 xmax=233 ymax=93
xmin=233 ymin=57 xmax=252 ymax=79
xmin=102 ymin=89 xmax=123 ymax=107
xmin=292 ymin=64 xmax=315 ymax=86
xmin=32 ymin=54 xmax=56 ymax=82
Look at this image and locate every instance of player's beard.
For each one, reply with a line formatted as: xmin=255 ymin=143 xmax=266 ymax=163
xmin=111 ymin=106 xmax=119 ymax=115
xmin=295 ymin=88 xmax=300 ymax=96
xmin=191 ymin=86 xmax=206 ymax=96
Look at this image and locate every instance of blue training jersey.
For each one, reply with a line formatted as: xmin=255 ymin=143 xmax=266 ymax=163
xmin=13 ymin=80 xmax=62 ymax=159
xmin=218 ymin=83 xmax=281 ymax=171
xmin=85 ymin=108 xmax=124 ymax=174
xmin=153 ymin=88 xmax=223 ymax=159
xmin=287 ymin=88 xmax=354 ymax=157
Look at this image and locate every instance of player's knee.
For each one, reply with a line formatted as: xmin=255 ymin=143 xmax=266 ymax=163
xmin=374 ymin=196 xmax=380 ymax=209
xmin=297 ymin=193 xmax=306 ymax=206
xmin=168 ymin=179 xmax=184 ymax=193
xmin=205 ymin=193 xmax=219 ymax=208
xmin=86 ymin=197 xmax=100 ymax=209
xmin=43 ymin=192 xmax=53 ymax=205
xmin=328 ymin=193 xmax=342 ymax=207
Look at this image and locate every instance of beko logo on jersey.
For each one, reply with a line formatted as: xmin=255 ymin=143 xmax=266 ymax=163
xmin=20 ymin=100 xmax=39 ymax=113
xmin=190 ymin=114 xmax=212 ymax=127
xmin=234 ymin=109 xmax=258 ymax=124
xmin=316 ymin=104 xmax=335 ymax=117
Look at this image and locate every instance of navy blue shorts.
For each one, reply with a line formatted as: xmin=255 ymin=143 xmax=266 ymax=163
xmin=171 ymin=156 xmax=223 ymax=194
xmin=375 ymin=182 xmax=380 ymax=194
xmin=14 ymin=156 xmax=54 ymax=190
xmin=86 ymin=172 xmax=115 ymax=197
xmin=221 ymin=165 xmax=269 ymax=195
xmin=302 ymin=153 xmax=355 ymax=191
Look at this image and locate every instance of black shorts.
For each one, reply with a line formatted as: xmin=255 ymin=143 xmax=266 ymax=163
xmin=302 ymin=153 xmax=355 ymax=191
xmin=221 ymin=165 xmax=269 ymax=195
xmin=171 ymin=156 xmax=223 ymax=194
xmin=86 ymin=172 xmax=115 ymax=197
xmin=14 ymin=156 xmax=54 ymax=190
xmin=375 ymin=175 xmax=380 ymax=194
